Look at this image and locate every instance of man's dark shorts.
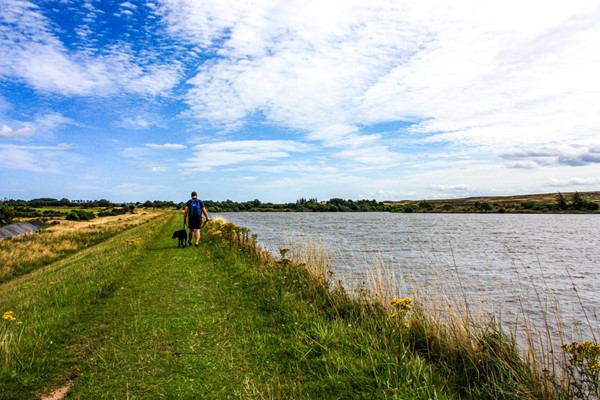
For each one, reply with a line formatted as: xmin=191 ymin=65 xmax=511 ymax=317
xmin=189 ymin=216 xmax=202 ymax=230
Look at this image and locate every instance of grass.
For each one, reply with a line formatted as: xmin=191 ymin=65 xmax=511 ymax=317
xmin=0 ymin=211 xmax=162 ymax=284
xmin=1 ymin=213 xmax=595 ymax=398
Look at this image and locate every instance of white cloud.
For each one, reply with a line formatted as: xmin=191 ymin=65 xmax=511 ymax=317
xmin=550 ymin=177 xmax=600 ymax=187
xmin=0 ymin=124 xmax=35 ymax=138
xmin=335 ymin=145 xmax=397 ymax=166
xmin=0 ymin=143 xmax=78 ymax=173
xmin=502 ymin=145 xmax=600 ymax=167
xmin=121 ymin=142 xmax=187 ymax=171
xmin=120 ymin=116 xmax=153 ymax=129
xmin=1 ymin=112 xmax=75 ymax=140
xmin=119 ymin=114 xmax=172 ymax=130
xmin=145 ymin=143 xmax=186 ymax=150
xmin=236 ymin=176 xmax=257 ymax=181
xmin=183 ymin=140 xmax=311 ymax=171
xmin=159 ymin=0 xmax=600 ymax=171
xmin=0 ymin=1 xmax=182 ymax=97
xmin=430 ymin=184 xmax=469 ymax=192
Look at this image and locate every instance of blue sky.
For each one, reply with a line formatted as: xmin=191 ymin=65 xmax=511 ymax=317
xmin=1 ymin=0 xmax=600 ymax=203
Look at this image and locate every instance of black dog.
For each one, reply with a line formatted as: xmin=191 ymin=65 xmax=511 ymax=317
xmin=172 ymin=229 xmax=187 ymax=248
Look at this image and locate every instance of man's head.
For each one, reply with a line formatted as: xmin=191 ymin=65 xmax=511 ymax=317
xmin=191 ymin=191 xmax=197 ymax=198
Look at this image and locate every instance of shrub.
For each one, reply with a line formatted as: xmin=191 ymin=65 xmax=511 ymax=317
xmin=65 ymin=211 xmax=80 ymax=221
xmin=65 ymin=210 xmax=95 ymax=221
xmin=418 ymin=200 xmax=434 ymax=210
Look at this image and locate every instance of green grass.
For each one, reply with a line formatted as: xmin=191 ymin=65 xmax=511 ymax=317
xmin=1 ymin=213 xmax=575 ymax=399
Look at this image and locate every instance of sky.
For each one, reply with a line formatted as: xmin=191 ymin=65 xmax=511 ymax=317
xmin=1 ymin=0 xmax=600 ymax=203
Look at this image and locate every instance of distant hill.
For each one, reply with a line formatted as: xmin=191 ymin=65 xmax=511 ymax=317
xmin=385 ymin=191 xmax=600 ymax=213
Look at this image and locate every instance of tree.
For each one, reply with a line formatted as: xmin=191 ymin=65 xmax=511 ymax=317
xmin=557 ymin=192 xmax=568 ymax=210
xmin=0 ymin=202 xmax=14 ymax=226
xmin=572 ymin=192 xmax=585 ymax=209
xmin=98 ymin=199 xmax=111 ymax=208
xmin=571 ymin=192 xmax=599 ymax=211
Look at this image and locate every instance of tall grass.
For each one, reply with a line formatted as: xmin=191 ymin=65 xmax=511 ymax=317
xmin=295 ymin=238 xmax=599 ymax=399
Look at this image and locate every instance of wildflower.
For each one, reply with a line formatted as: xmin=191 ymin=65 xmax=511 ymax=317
xmin=563 ymin=340 xmax=600 ymax=371
xmin=390 ymin=297 xmax=413 ymax=311
xmin=2 ymin=311 xmax=17 ymax=321
xmin=279 ymin=248 xmax=290 ymax=257
xmin=404 ymin=322 xmax=411 ymax=329
xmin=211 ymin=230 xmax=222 ymax=236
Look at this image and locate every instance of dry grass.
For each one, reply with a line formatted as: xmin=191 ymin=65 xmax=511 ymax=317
xmin=0 ymin=210 xmax=164 ymax=283
xmin=386 ymin=190 xmax=600 ymax=212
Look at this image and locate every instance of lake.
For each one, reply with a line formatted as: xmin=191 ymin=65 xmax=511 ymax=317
xmin=216 ymin=212 xmax=599 ymax=348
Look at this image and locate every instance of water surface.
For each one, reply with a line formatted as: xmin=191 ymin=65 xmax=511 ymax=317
xmin=217 ymin=212 xmax=599 ymax=344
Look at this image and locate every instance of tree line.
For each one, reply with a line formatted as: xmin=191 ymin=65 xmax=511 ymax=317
xmin=2 ymin=192 xmax=598 ymax=228
xmin=204 ymin=198 xmax=390 ymax=212
xmin=0 ymin=197 xmax=391 ymax=227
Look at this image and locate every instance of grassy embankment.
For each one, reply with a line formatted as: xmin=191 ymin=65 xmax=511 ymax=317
xmin=0 ymin=210 xmax=162 ymax=284
xmin=1 ymin=212 xmax=593 ymax=398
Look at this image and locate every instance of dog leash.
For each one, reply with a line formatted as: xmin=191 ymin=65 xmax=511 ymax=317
xmin=184 ymin=218 xmax=209 ymax=230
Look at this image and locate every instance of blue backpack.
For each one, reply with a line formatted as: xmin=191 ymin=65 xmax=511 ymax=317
xmin=190 ymin=199 xmax=201 ymax=217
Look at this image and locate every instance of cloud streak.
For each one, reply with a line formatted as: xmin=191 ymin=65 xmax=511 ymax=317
xmin=0 ymin=143 xmax=76 ymax=173
xmin=183 ymin=140 xmax=312 ymax=172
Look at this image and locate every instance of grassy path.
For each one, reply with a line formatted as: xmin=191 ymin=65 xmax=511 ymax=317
xmin=65 ymin=215 xmax=301 ymax=399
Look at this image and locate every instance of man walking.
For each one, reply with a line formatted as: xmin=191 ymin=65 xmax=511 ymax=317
xmin=184 ymin=191 xmax=209 ymax=246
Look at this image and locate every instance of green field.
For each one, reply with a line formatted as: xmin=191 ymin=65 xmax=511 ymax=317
xmin=1 ymin=212 xmax=596 ymax=399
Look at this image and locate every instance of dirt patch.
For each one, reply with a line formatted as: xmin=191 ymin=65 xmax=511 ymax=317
xmin=40 ymin=380 xmax=74 ymax=400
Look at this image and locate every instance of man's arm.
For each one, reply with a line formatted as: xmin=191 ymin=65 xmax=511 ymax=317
xmin=201 ymin=206 xmax=209 ymax=220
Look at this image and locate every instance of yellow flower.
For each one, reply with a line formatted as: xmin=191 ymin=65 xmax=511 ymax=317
xmin=404 ymin=322 xmax=411 ymax=329
xmin=3 ymin=311 xmax=17 ymax=321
